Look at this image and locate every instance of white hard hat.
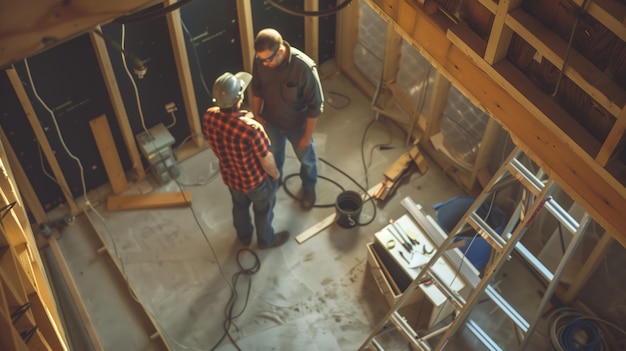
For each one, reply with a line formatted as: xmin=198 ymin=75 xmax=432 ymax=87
xmin=212 ymin=71 xmax=252 ymax=108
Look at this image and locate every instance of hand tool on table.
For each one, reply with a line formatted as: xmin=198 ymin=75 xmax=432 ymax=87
xmin=391 ymin=220 xmax=419 ymax=246
xmin=387 ymin=222 xmax=413 ymax=252
xmin=386 ymin=226 xmax=412 ymax=253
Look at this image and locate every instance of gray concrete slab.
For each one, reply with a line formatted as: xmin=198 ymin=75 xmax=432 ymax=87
xmin=53 ymin=72 xmax=556 ymax=351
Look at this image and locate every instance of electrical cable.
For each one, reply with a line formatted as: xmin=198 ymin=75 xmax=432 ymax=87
xmin=23 ymin=59 xmax=106 ymax=220
xmin=551 ymin=0 xmax=591 ymax=97
xmin=281 ymin=156 xmax=377 ymax=226
xmin=99 ymin=29 xmax=252 ymax=349
xmin=181 ymin=19 xmax=212 ymax=99
xmin=92 ymin=28 xmax=147 ymax=79
xmin=120 ymin=24 xmax=149 ymax=134
xmin=37 ymin=140 xmax=61 ymax=186
xmin=25 ymin=13 xmax=240 ymax=351
xmin=86 ymin=144 xmax=238 ymax=349
xmin=322 ymin=156 xmax=377 ymax=226
xmin=546 ymin=307 xmax=620 ymax=351
xmin=282 ymin=173 xmax=345 ymax=208
xmin=265 ymin=0 xmax=353 ymax=17
xmin=210 ymin=248 xmax=261 ymax=351
xmin=82 ymin=193 xmax=227 ymax=351
xmin=24 ymin=59 xmax=86 ymax=202
xmin=360 ymin=117 xmax=394 ymax=190
xmin=165 ymin=111 xmax=177 ymax=129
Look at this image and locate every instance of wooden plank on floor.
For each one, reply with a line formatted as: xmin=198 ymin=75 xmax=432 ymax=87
xmin=295 ymin=214 xmax=337 ymax=244
xmin=107 ymin=192 xmax=192 ymax=211
xmin=48 ymin=237 xmax=102 ymax=351
xmin=89 ymin=115 xmax=128 ymax=195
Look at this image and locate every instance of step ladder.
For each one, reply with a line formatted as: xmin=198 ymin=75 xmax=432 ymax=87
xmin=360 ymin=146 xmax=592 ymax=350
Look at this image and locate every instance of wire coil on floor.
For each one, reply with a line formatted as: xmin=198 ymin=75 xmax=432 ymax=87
xmin=547 ymin=307 xmax=609 ymax=351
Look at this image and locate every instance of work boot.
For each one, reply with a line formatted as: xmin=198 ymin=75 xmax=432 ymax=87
xmin=259 ymin=231 xmax=290 ymax=249
xmin=302 ymin=189 xmax=316 ymax=210
xmin=238 ymin=236 xmax=252 ymax=247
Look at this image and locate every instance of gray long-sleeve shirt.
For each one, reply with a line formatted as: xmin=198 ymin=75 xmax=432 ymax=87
xmin=251 ymin=42 xmax=324 ymax=131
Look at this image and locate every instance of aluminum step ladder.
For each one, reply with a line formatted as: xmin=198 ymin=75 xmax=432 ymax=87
xmin=359 ymin=146 xmax=591 ymax=350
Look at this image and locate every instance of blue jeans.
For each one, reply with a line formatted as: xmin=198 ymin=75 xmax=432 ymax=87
xmin=266 ymin=124 xmax=317 ymax=190
xmin=228 ymin=177 xmax=278 ymax=247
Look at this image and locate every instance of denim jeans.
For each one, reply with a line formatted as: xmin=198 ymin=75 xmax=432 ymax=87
xmin=228 ymin=177 xmax=278 ymax=247
xmin=266 ymin=124 xmax=317 ymax=190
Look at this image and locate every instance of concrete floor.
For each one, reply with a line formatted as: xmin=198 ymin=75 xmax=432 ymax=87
xmin=50 ymin=71 xmax=553 ymax=350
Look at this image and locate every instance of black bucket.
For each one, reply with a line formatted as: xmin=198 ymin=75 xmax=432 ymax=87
xmin=335 ymin=191 xmax=363 ymax=228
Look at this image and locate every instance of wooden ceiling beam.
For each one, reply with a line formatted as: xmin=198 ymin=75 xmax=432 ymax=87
xmin=507 ymin=9 xmax=626 ymax=118
xmin=484 ymin=0 xmax=521 ymax=65
xmin=0 ymin=0 xmax=164 ymax=67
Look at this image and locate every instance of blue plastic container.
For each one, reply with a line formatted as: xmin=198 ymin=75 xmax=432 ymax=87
xmin=433 ymin=196 xmax=507 ymax=271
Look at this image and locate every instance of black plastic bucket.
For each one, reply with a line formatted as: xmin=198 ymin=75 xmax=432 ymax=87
xmin=335 ymin=191 xmax=363 ymax=228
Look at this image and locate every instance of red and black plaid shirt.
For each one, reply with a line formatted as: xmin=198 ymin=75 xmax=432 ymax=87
xmin=202 ymin=107 xmax=271 ymax=192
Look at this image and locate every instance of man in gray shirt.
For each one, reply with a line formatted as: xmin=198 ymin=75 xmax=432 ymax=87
xmin=251 ymin=28 xmax=324 ymax=210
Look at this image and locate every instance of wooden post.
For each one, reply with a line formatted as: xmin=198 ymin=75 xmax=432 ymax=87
xmin=304 ymin=0 xmax=320 ymax=64
xmin=166 ymin=0 xmax=205 ymax=159
xmin=90 ymin=28 xmax=146 ymax=181
xmin=5 ymin=68 xmax=79 ymax=214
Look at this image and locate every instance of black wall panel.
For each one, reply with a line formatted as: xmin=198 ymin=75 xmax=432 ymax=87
xmin=250 ymin=1 xmax=336 ymax=64
xmin=1 ymin=34 xmax=132 ymax=211
xmin=180 ymin=0 xmax=243 ymax=117
xmin=252 ymin=1 xmax=306 ymax=51
xmin=0 ymin=72 xmax=64 ymax=212
xmin=0 ymin=1 xmax=337 ymax=213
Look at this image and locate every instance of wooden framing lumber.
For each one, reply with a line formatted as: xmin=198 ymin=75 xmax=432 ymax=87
xmin=237 ymin=0 xmax=255 ymax=74
xmin=384 ymin=152 xmax=414 ymax=181
xmin=480 ymin=0 xmax=626 ymax=44
xmin=574 ymin=0 xmax=626 ymax=42
xmin=107 ymin=191 xmax=192 ymax=211
xmin=166 ymin=0 xmax=203 ymax=156
xmin=90 ymin=28 xmax=146 ymax=181
xmin=484 ymin=0 xmax=521 ymax=65
xmin=0 ymin=127 xmax=71 ymax=347
xmin=5 ymin=68 xmax=79 ymax=214
xmin=596 ymin=107 xmax=626 ymax=167
xmin=0 ymin=0 xmax=163 ymax=68
xmin=89 ymin=115 xmax=129 ymax=195
xmin=409 ymin=145 xmax=429 ymax=174
xmin=304 ymin=0 xmax=320 ymax=64
xmin=81 ymin=212 xmax=170 ymax=350
xmin=563 ymin=230 xmax=614 ymax=304
xmin=506 ymin=8 xmax=626 ymax=118
xmin=0 ymin=128 xmax=44 ymax=224
xmin=48 ymin=237 xmax=105 ymax=351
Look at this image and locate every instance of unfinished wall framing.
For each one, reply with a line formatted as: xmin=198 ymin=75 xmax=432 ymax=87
xmin=338 ymin=0 xmax=626 ymax=246
xmin=0 ymin=139 xmax=69 ymax=350
xmin=0 ymin=1 xmax=330 ymax=349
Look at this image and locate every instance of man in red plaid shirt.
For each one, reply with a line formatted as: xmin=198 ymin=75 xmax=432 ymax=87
xmin=202 ymin=72 xmax=289 ymax=249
